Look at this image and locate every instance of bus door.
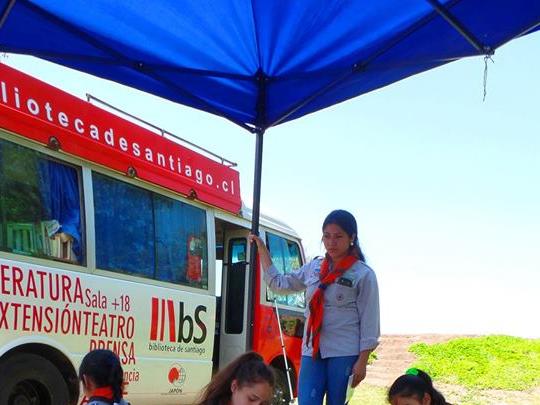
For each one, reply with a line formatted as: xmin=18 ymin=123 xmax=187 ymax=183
xmin=219 ymin=229 xmax=250 ymax=366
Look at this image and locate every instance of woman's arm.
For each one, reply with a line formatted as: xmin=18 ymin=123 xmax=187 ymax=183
xmin=351 ymin=349 xmax=373 ymax=387
xmin=249 ymin=234 xmax=309 ymax=294
xmin=352 ymin=266 xmax=381 ymax=387
xmin=248 ymin=234 xmax=273 ymax=271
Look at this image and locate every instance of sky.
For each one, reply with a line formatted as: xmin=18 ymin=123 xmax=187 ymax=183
xmin=3 ymin=31 xmax=539 ymax=338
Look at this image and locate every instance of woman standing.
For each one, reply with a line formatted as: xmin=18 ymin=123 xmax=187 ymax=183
xmin=250 ymin=209 xmax=380 ymax=405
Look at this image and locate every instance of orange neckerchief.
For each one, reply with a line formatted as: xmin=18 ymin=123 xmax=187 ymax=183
xmin=306 ymin=255 xmax=357 ymax=358
xmin=89 ymin=386 xmax=114 ymax=403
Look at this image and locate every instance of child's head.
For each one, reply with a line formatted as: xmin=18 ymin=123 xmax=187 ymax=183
xmin=197 ymin=352 xmax=275 ymax=405
xmin=388 ymin=368 xmax=449 ymax=405
xmin=79 ymin=349 xmax=124 ymax=403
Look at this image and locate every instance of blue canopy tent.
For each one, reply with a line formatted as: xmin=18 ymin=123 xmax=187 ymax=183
xmin=1 ymin=0 xmax=538 ymax=233
xmin=1 ymin=0 xmax=539 ymax=229
xmin=1 ymin=0 xmax=539 ymax=345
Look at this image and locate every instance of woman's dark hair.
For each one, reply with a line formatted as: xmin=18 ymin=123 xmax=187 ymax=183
xmin=79 ymin=349 xmax=124 ymax=403
xmin=388 ymin=369 xmax=450 ymax=405
xmin=322 ymin=209 xmax=365 ymax=262
xmin=196 ymin=352 xmax=275 ymax=405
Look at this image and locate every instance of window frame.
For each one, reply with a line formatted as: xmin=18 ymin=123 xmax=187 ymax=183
xmin=0 ymin=130 xmax=217 ymax=296
xmin=263 ymin=230 xmax=306 ymax=310
xmin=91 ymin=170 xmax=210 ymax=290
xmin=224 ymin=237 xmax=247 ymax=334
xmin=0 ymin=135 xmax=86 ymax=266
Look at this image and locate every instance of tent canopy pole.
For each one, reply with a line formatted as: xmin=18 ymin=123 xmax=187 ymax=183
xmin=250 ymin=129 xmax=265 ymax=237
xmin=426 ymin=0 xmax=493 ymax=55
xmin=247 ymin=127 xmax=264 ymax=349
xmin=246 ymin=68 xmax=267 ymax=349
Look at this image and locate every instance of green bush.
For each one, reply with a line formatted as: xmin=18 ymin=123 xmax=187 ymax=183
xmin=409 ymin=335 xmax=540 ymax=390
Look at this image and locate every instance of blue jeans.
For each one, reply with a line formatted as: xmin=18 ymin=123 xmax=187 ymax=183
xmin=298 ymin=355 xmax=358 ymax=405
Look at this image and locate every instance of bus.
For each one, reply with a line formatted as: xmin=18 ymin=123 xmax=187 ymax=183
xmin=0 ymin=63 xmax=306 ymax=405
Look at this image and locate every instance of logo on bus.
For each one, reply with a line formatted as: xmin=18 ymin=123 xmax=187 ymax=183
xmin=149 ymin=297 xmax=207 ymax=344
xmin=168 ymin=363 xmax=187 ymax=388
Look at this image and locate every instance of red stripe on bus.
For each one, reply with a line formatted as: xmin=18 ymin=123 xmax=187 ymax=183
xmin=160 ymin=299 xmax=166 ymax=341
xmin=150 ymin=297 xmax=159 ymax=340
xmin=167 ymin=299 xmax=176 ymax=342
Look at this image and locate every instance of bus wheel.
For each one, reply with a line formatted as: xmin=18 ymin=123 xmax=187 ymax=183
xmin=0 ymin=353 xmax=70 ymax=405
xmin=271 ymin=367 xmax=291 ymax=405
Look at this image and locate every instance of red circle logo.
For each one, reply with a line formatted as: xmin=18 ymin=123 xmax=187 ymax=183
xmin=168 ymin=364 xmax=186 ymax=387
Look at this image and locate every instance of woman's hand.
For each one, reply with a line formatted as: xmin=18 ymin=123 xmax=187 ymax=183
xmin=248 ymin=233 xmax=264 ymax=247
xmin=248 ymin=234 xmax=273 ymax=271
xmin=351 ymin=357 xmax=367 ymax=388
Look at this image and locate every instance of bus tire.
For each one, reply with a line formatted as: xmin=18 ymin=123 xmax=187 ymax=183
xmin=271 ymin=367 xmax=291 ymax=405
xmin=0 ymin=352 xmax=70 ymax=405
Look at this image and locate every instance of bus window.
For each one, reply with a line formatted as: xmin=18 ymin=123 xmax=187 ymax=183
xmin=93 ymin=173 xmax=208 ymax=289
xmin=225 ymin=238 xmax=246 ymax=334
xmin=155 ymin=195 xmax=207 ymax=286
xmin=93 ymin=172 xmax=154 ymax=277
xmin=266 ymin=232 xmax=305 ymax=308
xmin=0 ymin=138 xmax=84 ymax=264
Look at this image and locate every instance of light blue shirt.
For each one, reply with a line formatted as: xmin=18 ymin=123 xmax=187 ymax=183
xmin=265 ymin=258 xmax=380 ymax=358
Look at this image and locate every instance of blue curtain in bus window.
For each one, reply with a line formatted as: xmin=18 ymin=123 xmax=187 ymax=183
xmin=93 ymin=173 xmax=155 ymax=277
xmin=154 ymin=195 xmax=208 ymax=288
xmin=38 ymin=160 xmax=82 ymax=261
xmin=154 ymin=195 xmax=185 ymax=284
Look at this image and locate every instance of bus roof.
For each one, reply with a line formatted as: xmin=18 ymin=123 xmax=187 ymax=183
xmin=239 ymin=203 xmax=300 ymax=239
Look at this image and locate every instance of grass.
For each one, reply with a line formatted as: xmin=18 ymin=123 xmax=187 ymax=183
xmin=349 ymin=383 xmax=540 ymax=405
xmin=350 ymin=384 xmax=387 ymax=404
xmin=409 ymin=335 xmax=540 ymax=390
xmin=349 ymin=335 xmax=540 ymax=405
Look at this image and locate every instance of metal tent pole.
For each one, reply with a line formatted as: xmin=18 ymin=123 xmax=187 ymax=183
xmin=250 ymin=129 xmax=265 ymax=236
xmin=246 ymin=67 xmax=267 ymax=349
xmin=246 ymin=127 xmax=264 ymax=349
xmin=425 ymin=0 xmax=493 ymax=55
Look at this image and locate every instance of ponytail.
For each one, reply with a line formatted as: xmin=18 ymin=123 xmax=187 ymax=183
xmin=109 ymin=363 xmax=124 ymax=403
xmin=79 ymin=349 xmax=124 ymax=404
xmin=415 ymin=369 xmax=448 ymax=405
xmin=350 ymin=236 xmax=365 ymax=262
xmin=388 ymin=368 xmax=451 ymax=405
xmin=431 ymin=389 xmax=449 ymax=405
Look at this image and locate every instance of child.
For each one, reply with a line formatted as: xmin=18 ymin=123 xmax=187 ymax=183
xmin=196 ymin=351 xmax=275 ymax=405
xmin=79 ymin=349 xmax=129 ymax=405
xmin=388 ymin=368 xmax=451 ymax=405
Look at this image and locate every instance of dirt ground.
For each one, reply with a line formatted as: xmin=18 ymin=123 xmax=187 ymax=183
xmin=350 ymin=334 xmax=540 ymax=405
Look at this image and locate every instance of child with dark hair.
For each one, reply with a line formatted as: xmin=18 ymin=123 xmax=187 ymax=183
xmin=388 ymin=368 xmax=451 ymax=405
xmin=196 ymin=351 xmax=275 ymax=405
xmin=79 ymin=349 xmax=129 ymax=405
